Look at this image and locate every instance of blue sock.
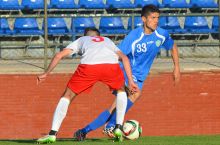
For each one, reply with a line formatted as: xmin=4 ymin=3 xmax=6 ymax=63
xmin=106 ymin=98 xmax=133 ymax=128
xmin=81 ymin=110 xmax=110 ymax=134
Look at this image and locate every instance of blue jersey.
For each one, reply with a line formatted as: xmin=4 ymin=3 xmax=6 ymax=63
xmin=119 ymin=26 xmax=174 ymax=83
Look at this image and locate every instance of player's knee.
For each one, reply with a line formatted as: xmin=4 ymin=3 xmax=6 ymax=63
xmin=117 ymin=86 xmax=125 ymax=92
xmin=128 ymin=91 xmax=141 ymax=102
xmin=63 ymin=88 xmax=76 ymax=101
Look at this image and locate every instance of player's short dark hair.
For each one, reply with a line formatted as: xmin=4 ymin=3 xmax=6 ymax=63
xmin=84 ymin=27 xmax=100 ymax=36
xmin=141 ymin=4 xmax=160 ymax=17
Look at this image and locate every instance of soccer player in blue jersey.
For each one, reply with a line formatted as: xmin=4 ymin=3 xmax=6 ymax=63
xmin=74 ymin=4 xmax=180 ymax=141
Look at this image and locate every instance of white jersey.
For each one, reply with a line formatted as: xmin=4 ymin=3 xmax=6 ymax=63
xmin=66 ymin=36 xmax=120 ymax=64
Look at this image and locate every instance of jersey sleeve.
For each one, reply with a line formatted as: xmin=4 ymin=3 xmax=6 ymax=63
xmin=65 ymin=37 xmax=84 ymax=55
xmin=117 ymin=31 xmax=134 ymax=55
xmin=162 ymin=30 xmax=174 ymax=50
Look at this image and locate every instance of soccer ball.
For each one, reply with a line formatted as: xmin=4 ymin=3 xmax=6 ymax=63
xmin=122 ymin=120 xmax=142 ymax=140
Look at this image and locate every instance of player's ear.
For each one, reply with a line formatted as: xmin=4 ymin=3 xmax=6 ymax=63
xmin=141 ymin=16 xmax=147 ymax=23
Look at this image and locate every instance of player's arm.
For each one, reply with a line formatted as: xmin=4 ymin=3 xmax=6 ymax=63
xmin=171 ymin=43 xmax=180 ymax=84
xmin=116 ymin=51 xmax=139 ymax=93
xmin=162 ymin=30 xmax=180 ymax=84
xmin=37 ymin=48 xmax=73 ymax=84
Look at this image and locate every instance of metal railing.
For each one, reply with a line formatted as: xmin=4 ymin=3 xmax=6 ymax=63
xmin=0 ymin=1 xmax=219 ymax=70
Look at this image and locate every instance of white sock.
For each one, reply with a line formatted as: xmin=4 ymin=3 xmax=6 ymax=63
xmin=51 ymin=97 xmax=70 ymax=131
xmin=116 ymin=92 xmax=127 ymax=126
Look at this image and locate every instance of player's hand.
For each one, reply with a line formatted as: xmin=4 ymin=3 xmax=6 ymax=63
xmin=173 ymin=67 xmax=180 ymax=85
xmin=128 ymin=81 xmax=139 ymax=94
xmin=37 ymin=73 xmax=48 ymax=85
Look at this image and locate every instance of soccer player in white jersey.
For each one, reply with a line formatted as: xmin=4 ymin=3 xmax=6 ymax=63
xmin=36 ymin=27 xmax=138 ymax=143
xmin=75 ymin=4 xmax=181 ymax=140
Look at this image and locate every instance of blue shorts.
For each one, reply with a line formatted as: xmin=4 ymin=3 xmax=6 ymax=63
xmin=112 ymin=73 xmax=144 ymax=97
xmin=119 ymin=63 xmax=145 ymax=90
xmin=124 ymin=74 xmax=144 ymax=90
xmin=112 ymin=74 xmax=144 ymax=96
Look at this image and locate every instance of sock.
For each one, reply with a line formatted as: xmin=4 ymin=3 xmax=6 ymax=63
xmin=106 ymin=98 xmax=133 ymax=128
xmin=51 ymin=97 xmax=70 ymax=132
xmin=116 ymin=92 xmax=127 ymax=125
xmin=81 ymin=110 xmax=110 ymax=134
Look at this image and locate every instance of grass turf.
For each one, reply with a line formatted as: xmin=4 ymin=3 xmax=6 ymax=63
xmin=0 ymin=135 xmax=219 ymax=145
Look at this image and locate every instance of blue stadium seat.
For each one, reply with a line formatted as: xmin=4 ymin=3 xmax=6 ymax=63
xmin=0 ymin=18 xmax=13 ymax=35
xmin=211 ymin=16 xmax=219 ymax=39
xmin=211 ymin=16 xmax=219 ymax=33
xmin=99 ymin=17 xmax=128 ymax=34
xmin=14 ymin=18 xmax=43 ymax=35
xmin=161 ymin=0 xmax=191 ymax=8
xmin=134 ymin=0 xmax=160 ymax=8
xmin=78 ymin=0 xmax=106 ymax=9
xmin=159 ymin=16 xmax=186 ymax=34
xmin=49 ymin=0 xmax=78 ymax=9
xmin=21 ymin=0 xmax=44 ymax=9
xmin=184 ymin=16 xmax=211 ymax=33
xmin=45 ymin=18 xmax=70 ymax=35
xmin=0 ymin=0 xmax=21 ymax=10
xmin=127 ymin=17 xmax=142 ymax=30
xmin=190 ymin=0 xmax=218 ymax=8
xmin=106 ymin=0 xmax=134 ymax=9
xmin=72 ymin=17 xmax=96 ymax=34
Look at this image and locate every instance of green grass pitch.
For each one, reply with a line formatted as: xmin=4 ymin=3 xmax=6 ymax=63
xmin=0 ymin=135 xmax=220 ymax=145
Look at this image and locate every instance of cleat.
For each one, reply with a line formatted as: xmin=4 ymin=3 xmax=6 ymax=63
xmin=103 ymin=126 xmax=115 ymax=138
xmin=36 ymin=135 xmax=56 ymax=144
xmin=114 ymin=128 xmax=124 ymax=142
xmin=74 ymin=129 xmax=86 ymax=141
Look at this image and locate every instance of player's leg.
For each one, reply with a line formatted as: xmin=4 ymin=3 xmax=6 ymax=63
xmin=37 ymin=88 xmax=76 ymax=144
xmin=113 ymin=88 xmax=127 ymax=142
xmin=38 ymin=64 xmax=97 ymax=143
xmin=74 ymin=64 xmax=125 ymax=141
xmin=76 ymin=87 xmax=128 ymax=142
xmin=74 ymin=95 xmax=116 ymax=141
xmin=75 ymin=101 xmax=115 ymax=137
xmin=50 ymin=88 xmax=76 ymax=135
xmin=105 ymin=88 xmax=136 ymax=128
xmin=103 ymin=90 xmax=141 ymax=137
xmin=103 ymin=80 xmax=143 ymax=138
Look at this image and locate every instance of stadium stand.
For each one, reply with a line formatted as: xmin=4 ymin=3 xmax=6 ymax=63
xmin=0 ymin=0 xmax=219 ymax=59
xmin=43 ymin=18 xmax=71 ymax=53
xmin=134 ymin=0 xmax=160 ymax=8
xmin=159 ymin=16 xmax=186 ymax=34
xmin=190 ymin=0 xmax=218 ymax=8
xmin=106 ymin=0 xmax=134 ymax=9
xmin=161 ymin=0 xmax=191 ymax=8
xmin=14 ymin=18 xmax=43 ymax=52
xmin=21 ymin=0 xmax=44 ymax=10
xmin=45 ymin=18 xmax=70 ymax=35
xmin=78 ymin=0 xmax=106 ymax=9
xmin=14 ymin=18 xmax=43 ymax=35
xmin=0 ymin=0 xmax=21 ymax=10
xmin=184 ymin=16 xmax=211 ymax=34
xmin=49 ymin=0 xmax=78 ymax=9
xmin=212 ymin=16 xmax=219 ymax=33
xmin=72 ymin=17 xmax=96 ymax=34
xmin=211 ymin=16 xmax=219 ymax=39
xmin=99 ymin=17 xmax=128 ymax=34
xmin=127 ymin=16 xmax=142 ymax=30
xmin=0 ymin=18 xmax=13 ymax=35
